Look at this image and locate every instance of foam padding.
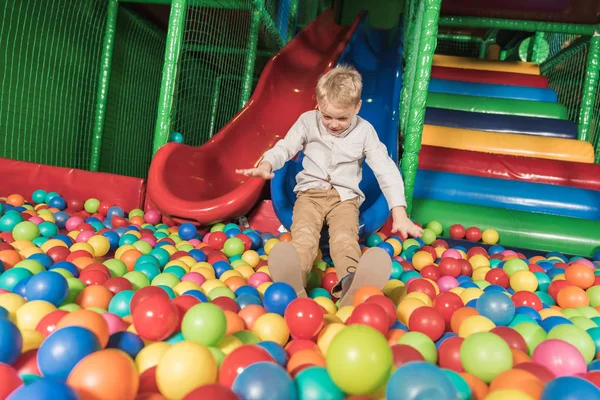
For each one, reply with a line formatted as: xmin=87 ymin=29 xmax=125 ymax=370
xmin=419 ymin=145 xmax=600 ymax=191
xmin=414 ymin=169 xmax=600 ymax=220
xmin=427 ymin=92 xmax=569 ymax=120
xmin=421 ymin=125 xmax=595 ymax=163
xmin=428 ymin=78 xmax=558 ymax=102
xmin=433 ymin=54 xmax=541 ymax=75
xmin=425 ymin=107 xmax=578 ymax=139
xmin=431 ymin=66 xmax=549 ymax=88
xmin=411 ymin=198 xmax=600 ymax=257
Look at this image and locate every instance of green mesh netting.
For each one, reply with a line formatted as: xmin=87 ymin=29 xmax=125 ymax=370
xmin=0 ymin=0 xmax=106 ymax=170
xmin=435 ymin=36 xmax=481 ymax=58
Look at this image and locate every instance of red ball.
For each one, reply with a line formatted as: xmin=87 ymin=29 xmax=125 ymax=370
xmin=132 ymin=295 xmax=179 ymax=341
xmin=433 ymin=292 xmax=464 ymax=328
xmin=212 ymin=297 xmax=240 ymax=313
xmin=12 ymin=349 xmax=40 ymax=376
xmin=528 ymin=263 xmax=545 ymax=273
xmin=347 ymin=303 xmax=389 ymax=335
xmin=236 ymin=234 xmax=252 ymax=252
xmin=0 ymin=363 xmax=23 ymax=399
xmin=365 ymin=295 xmax=397 ymax=328
xmin=130 ymin=286 xmax=170 ymax=315
xmin=490 ymin=326 xmax=528 ymax=353
xmin=321 ymin=273 xmax=339 ymax=295
xmin=98 ymin=201 xmax=114 ymax=217
xmin=284 ymin=298 xmax=325 ymax=340
xmin=66 ymin=249 xmax=94 ymax=262
xmin=511 ymin=291 xmax=543 ymax=311
xmin=138 ymin=366 xmax=160 ymax=394
xmin=207 ymin=252 xmax=229 ymax=264
xmin=170 ymin=251 xmax=190 ymax=261
xmin=400 ymin=261 xmax=415 ymax=271
xmin=449 ymin=224 xmax=466 ymax=239
xmin=548 ymin=279 xmax=570 ymax=302
xmin=218 ymin=345 xmax=274 ymax=387
xmin=79 ymin=269 xmax=110 ymax=286
xmin=465 ymin=227 xmax=482 ymax=242
xmin=420 ymin=265 xmax=441 ymax=282
xmin=582 ymin=371 xmax=600 ymax=388
xmin=46 ymin=246 xmax=71 ymax=263
xmin=172 ymin=295 xmax=200 ymax=330
xmin=35 ymin=310 xmax=68 ymax=338
xmin=208 ymin=231 xmax=228 ymax=250
xmin=420 ymin=246 xmax=438 ymax=261
xmin=285 ymin=339 xmax=319 ymax=357
xmin=391 ymin=344 xmax=425 ymax=367
xmin=514 ymin=362 xmax=555 ymax=384
xmin=485 ymin=269 xmax=509 ymax=288
xmin=459 ymin=259 xmax=473 ymax=277
xmin=438 ymin=336 xmax=464 ymax=372
xmin=103 ymin=277 xmax=133 ymax=295
xmin=111 ymin=216 xmax=129 ymax=229
xmin=408 ymin=306 xmax=446 ymax=341
xmin=466 ymin=246 xmax=488 ymax=259
xmin=438 ymin=258 xmax=462 ymax=278
xmin=184 ymin=384 xmax=238 ymax=400
xmin=67 ymin=198 xmax=84 ymax=212
xmin=431 ymin=239 xmax=449 ymax=249
xmin=407 ymin=279 xmax=436 ymax=300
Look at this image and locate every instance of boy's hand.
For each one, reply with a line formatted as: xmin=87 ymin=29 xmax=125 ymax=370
xmin=390 ymin=206 xmax=424 ymax=238
xmin=236 ymin=162 xmax=274 ymax=180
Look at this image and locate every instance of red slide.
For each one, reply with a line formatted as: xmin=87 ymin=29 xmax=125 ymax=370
xmin=147 ymin=10 xmax=360 ymax=224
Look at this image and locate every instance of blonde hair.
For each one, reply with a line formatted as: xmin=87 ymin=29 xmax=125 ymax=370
xmin=316 ymin=64 xmax=362 ymax=107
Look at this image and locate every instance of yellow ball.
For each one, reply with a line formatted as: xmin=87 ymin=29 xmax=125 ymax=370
xmin=216 ymin=335 xmax=243 ymax=355
xmin=194 ymin=268 xmax=216 ymax=281
xmin=434 ymin=246 xmax=446 ymax=259
xmin=252 ymin=313 xmax=289 ymax=346
xmin=383 ymin=279 xmax=404 ymax=297
xmin=115 ymin=245 xmax=136 ymax=260
xmin=191 ymin=261 xmax=215 ymax=272
xmin=156 ymin=341 xmax=218 ymax=399
xmin=165 ymin=260 xmax=188 ymax=270
xmin=412 ymin=251 xmax=434 ymax=271
xmin=15 ymin=300 xmax=57 ymax=331
xmin=70 ymin=242 xmax=96 ymax=257
xmin=219 ymin=270 xmax=243 ymax=282
xmin=460 ymin=288 xmax=484 ymax=304
xmin=510 ymin=270 xmax=538 ymax=292
xmin=242 ymin=250 xmax=260 ymax=268
xmin=552 ymin=274 xmax=566 ymax=282
xmin=235 ymin=265 xmax=255 ymax=280
xmin=335 ymin=306 xmax=355 ymax=323
xmin=405 ymin=291 xmax=432 ymax=306
xmin=397 ymin=298 xmax=426 ymax=325
xmin=135 ymin=342 xmax=171 ymax=373
xmin=177 ymin=256 xmax=197 ymax=267
xmin=482 ymin=229 xmax=500 ymax=245
xmin=160 ymin=244 xmax=177 ymax=256
xmin=263 ymin=238 xmax=280 ymax=255
xmin=324 ymin=314 xmax=343 ymax=326
xmin=11 ymin=240 xmax=35 ymax=251
xmin=67 ymin=231 xmax=79 ymax=241
xmin=317 ymin=322 xmax=345 ymax=354
xmin=484 ymin=389 xmax=534 ymax=400
xmin=256 ymin=266 xmax=270 ymax=275
xmin=539 ymin=308 xmax=564 ymax=319
xmin=201 ymin=279 xmax=226 ymax=294
xmin=314 ymin=296 xmax=337 ymax=315
xmin=449 ymin=287 xmax=465 ymax=296
xmin=386 ymin=238 xmax=403 ymax=257
xmin=39 ymin=214 xmax=55 ymax=223
xmin=390 ymin=285 xmax=408 ymax=305
xmin=469 ymin=254 xmax=490 ymax=270
xmin=41 ymin=239 xmax=69 ymax=252
xmin=20 ymin=247 xmax=44 ymax=258
xmin=87 ymin=235 xmax=110 ymax=257
xmin=173 ymin=281 xmax=200 ymax=296
xmin=257 ymin=282 xmax=273 ymax=296
xmin=472 ymin=267 xmax=491 ymax=281
xmin=458 ymin=315 xmax=496 ymax=338
xmin=125 ymin=230 xmax=142 ymax=239
xmin=21 ymin=329 xmax=44 ymax=352
xmin=0 ymin=293 xmax=26 ymax=320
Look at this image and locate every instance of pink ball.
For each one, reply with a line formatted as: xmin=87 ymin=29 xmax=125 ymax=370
xmin=0 ymin=289 xmax=9 ymax=295
xmin=405 ymin=278 xmax=418 ymax=288
xmin=28 ymin=216 xmax=44 ymax=225
xmin=181 ymin=272 xmax=206 ymax=286
xmin=102 ymin=312 xmax=128 ymax=335
xmin=247 ymin=272 xmax=272 ymax=288
xmin=141 ymin=237 xmax=156 ymax=247
xmin=437 ymin=276 xmax=459 ymax=292
xmin=441 ymin=249 xmax=462 ymax=260
xmin=202 ymin=232 xmax=213 ymax=244
xmin=145 ymin=210 xmax=161 ymax=225
xmin=65 ymin=216 xmax=84 ymax=232
xmin=76 ymin=230 xmax=95 ymax=243
xmin=570 ymin=259 xmax=595 ymax=270
xmin=189 ymin=239 xmax=201 ymax=246
xmin=532 ymin=339 xmax=587 ymax=377
xmin=501 ymin=250 xmax=518 ymax=257
xmin=393 ymin=256 xmax=404 ymax=262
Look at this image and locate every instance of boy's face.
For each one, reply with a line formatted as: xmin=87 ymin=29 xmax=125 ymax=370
xmin=318 ymin=99 xmax=362 ymax=136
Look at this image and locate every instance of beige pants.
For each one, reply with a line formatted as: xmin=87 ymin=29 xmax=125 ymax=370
xmin=290 ymin=189 xmax=362 ymax=283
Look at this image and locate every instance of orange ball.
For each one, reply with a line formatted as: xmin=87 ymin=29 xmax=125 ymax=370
xmin=129 ymin=216 xmax=145 ymax=226
xmin=72 ymin=257 xmax=95 ymax=271
xmin=450 ymin=307 xmax=479 ymax=334
xmin=565 ymin=264 xmax=595 ymax=289
xmin=76 ymin=285 xmax=114 ymax=310
xmin=57 ymin=309 xmax=110 ymax=348
xmin=511 ymin=348 xmax=531 ymax=365
xmin=224 ymin=310 xmax=245 ymax=335
xmin=387 ymin=329 xmax=406 ymax=346
xmin=223 ymin=276 xmax=247 ymax=292
xmin=120 ymin=249 xmax=143 ymax=272
xmin=459 ymin=372 xmax=489 ymax=400
xmin=6 ymin=194 xmax=25 ymax=206
xmin=279 ymin=233 xmax=293 ymax=242
xmin=353 ymin=286 xmax=383 ymax=306
xmin=287 ymin=349 xmax=326 ymax=375
xmin=557 ymin=285 xmax=590 ymax=308
xmin=489 ymin=369 xmax=543 ymax=400
xmin=67 ymin=349 xmax=139 ymax=400
xmin=238 ymin=305 xmax=266 ymax=330
xmin=0 ymin=250 xmax=22 ymax=269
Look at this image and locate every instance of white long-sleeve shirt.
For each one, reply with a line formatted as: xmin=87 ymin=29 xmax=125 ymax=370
xmin=262 ymin=110 xmax=406 ymax=209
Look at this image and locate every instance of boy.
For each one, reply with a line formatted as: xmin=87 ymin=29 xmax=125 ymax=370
xmin=237 ymin=65 xmax=423 ymax=306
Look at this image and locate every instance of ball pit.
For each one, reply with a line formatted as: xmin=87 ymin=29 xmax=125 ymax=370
xmin=1 ymin=190 xmax=600 ymax=399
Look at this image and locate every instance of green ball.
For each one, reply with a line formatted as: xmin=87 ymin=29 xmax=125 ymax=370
xmin=59 ymin=303 xmax=81 ymax=312
xmin=32 ymin=237 xmax=49 ymax=248
xmin=296 ymin=366 xmax=345 ymax=400
xmin=326 ymin=325 xmax=392 ymax=395
xmin=182 ymin=303 xmax=227 ymax=346
xmin=103 ymin=259 xmax=128 ymax=277
xmin=210 ymin=223 xmax=226 ymax=232
xmin=426 ymin=221 xmax=443 ymax=236
xmin=508 ymin=315 xmax=536 ymax=328
xmin=366 ymin=234 xmax=383 ymax=248
xmin=460 ymin=332 xmax=513 ymax=383
xmin=50 ymin=268 xmax=74 ymax=280
xmin=231 ymin=259 xmax=249 ymax=268
xmin=0 ymin=211 xmax=23 ymax=232
xmin=124 ymin=271 xmax=150 ymax=290
xmin=443 ymin=369 xmax=472 ymax=400
xmin=12 ymin=221 xmax=40 ymax=241
xmin=84 ymin=198 xmax=100 ymax=213
xmin=223 ymin=237 xmax=244 ymax=258
xmin=421 ymin=228 xmax=437 ymax=245
xmin=208 ymin=287 xmax=236 ymax=301
xmin=163 ymin=266 xmax=186 ymax=280
xmin=129 ymin=208 xmax=145 ymax=218
xmin=397 ymin=331 xmax=438 ymax=364
xmin=150 ymin=248 xmax=170 ymax=267
xmin=177 ymin=243 xmax=194 ymax=252
xmin=503 ymin=258 xmax=528 ymax=277
xmin=15 ymin=259 xmax=44 ymax=275
xmin=512 ymin=322 xmax=546 ymax=355
xmin=233 ymin=330 xmax=261 ymax=344
xmin=209 ymin=347 xmax=226 ymax=367
xmin=64 ymin=278 xmax=86 ymax=304
xmin=577 ymin=306 xmax=600 ymax=319
xmin=547 ymin=324 xmax=595 ymax=363
xmin=151 ymin=272 xmax=180 ymax=288
xmin=402 ymin=238 xmax=420 ymax=250
xmin=32 ymin=189 xmax=47 ymax=204
xmin=562 ymin=308 xmax=583 ymax=319
xmin=133 ymin=240 xmax=153 ymax=255
xmin=38 ymin=221 xmax=58 ymax=237
xmin=0 ymin=268 xmax=32 ymax=291
xmin=570 ymin=316 xmax=597 ymax=331
xmin=587 ymin=286 xmax=600 ymax=307
xmin=535 ymin=291 xmax=555 ymax=306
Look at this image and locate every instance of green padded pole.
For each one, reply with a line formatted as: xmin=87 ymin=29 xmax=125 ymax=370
xmin=153 ymin=0 xmax=187 ymax=155
xmin=240 ymin=8 xmax=261 ymax=109
xmin=439 ymin=16 xmax=597 ymax=36
xmin=286 ymin=0 xmax=299 ymax=43
xmin=400 ymin=0 xmax=420 ymax=135
xmin=411 ymin=198 xmax=600 ymax=257
xmin=531 ymin=32 xmax=546 ymax=63
xmin=90 ymin=0 xmax=119 ymax=171
xmin=578 ymin=33 xmax=600 ymax=142
xmin=401 ymin=0 xmax=441 ymax=215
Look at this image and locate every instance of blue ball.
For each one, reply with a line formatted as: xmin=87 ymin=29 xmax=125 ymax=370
xmin=44 ymin=191 xmax=60 ymax=204
xmin=102 ymin=230 xmax=120 ymax=251
xmin=232 ymin=362 xmax=298 ymax=400
xmin=246 ymin=231 xmax=262 ymax=249
xmin=257 ymin=341 xmax=289 ymax=367
xmin=107 ymin=331 xmax=145 ymax=359
xmin=235 ymin=285 xmax=261 ymax=298
xmin=107 ymin=206 xmax=125 ymax=219
xmin=0 ymin=319 xmax=23 ymax=364
xmin=515 ymin=306 xmax=541 ymax=323
xmin=263 ymin=282 xmax=297 ymax=316
xmin=541 ymin=376 xmax=600 ymax=400
xmin=183 ymin=290 xmax=208 ymax=302
xmin=483 ymin=284 xmax=506 ymax=293
xmin=377 ymin=241 xmax=395 ymax=258
xmin=25 ymin=271 xmax=69 ymax=306
xmin=547 ymin=268 xmax=565 ymax=280
xmin=594 ymin=250 xmax=600 ymax=262
xmin=465 ymin=298 xmax=478 ymax=308
xmin=587 ymin=359 xmax=600 ymax=372
xmin=188 ymin=249 xmax=207 ymax=262
xmin=178 ymin=222 xmax=197 ymax=240
xmin=386 ymin=361 xmax=457 ymax=400
xmin=308 ymin=287 xmax=330 ymax=299
xmin=226 ymin=228 xmax=241 ymax=238
xmin=236 ymin=293 xmax=263 ymax=309
xmin=169 ymin=131 xmax=183 ymax=143
xmin=0 ymin=306 xmax=8 ymax=319
xmin=435 ymin=332 xmax=457 ymax=349
xmin=28 ymin=253 xmax=54 ymax=269
xmin=391 ymin=321 xmax=409 ymax=332
xmin=476 ymin=291 xmax=515 ymax=326
xmin=6 ymin=378 xmax=78 ymax=400
xmin=53 ymin=234 xmax=73 ymax=247
xmin=488 ymin=245 xmax=505 ymax=255
xmin=37 ymin=326 xmax=101 ymax=380
xmin=13 ymin=276 xmax=31 ymax=298
xmin=0 ymin=268 xmax=32 ymax=291
xmin=48 ymin=196 xmax=67 ymax=210
xmin=213 ymin=261 xmax=232 ymax=278
xmin=49 ymin=261 xmax=79 ymax=278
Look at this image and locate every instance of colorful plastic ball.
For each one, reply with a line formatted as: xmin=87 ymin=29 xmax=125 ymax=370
xmin=56 ymin=309 xmax=110 ymax=348
xmin=232 ymin=361 xmax=297 ymax=400
xmin=181 ymin=302 xmax=227 ymax=346
xmin=481 ymin=229 xmax=499 ymax=245
xmin=532 ymin=339 xmax=587 ymax=377
xmin=0 ymin=319 xmax=22 ymax=364
xmin=546 ymin=324 xmax=595 ymax=363
xmin=218 ymin=344 xmax=275 ymax=387
xmin=107 ymin=331 xmax=145 ymax=359
xmin=326 ymin=325 xmax=393 ymax=395
xmin=348 ymin=303 xmax=390 ymax=335
xmin=37 ymin=325 xmax=101 ymax=380
xmin=252 ymin=312 xmax=290 ymax=346
xmin=25 ymin=271 xmax=68 ymax=306
xmin=449 ymin=224 xmax=466 ymax=239
xmin=284 ymin=298 xmax=324 ymax=340
xmin=460 ymin=332 xmax=513 ymax=383
xmin=295 ymin=366 xmax=344 ymax=400
xmin=476 ymin=291 xmax=515 ymax=326
xmin=182 ymin=384 xmax=238 ymax=400
xmin=386 ymin=361 xmax=457 ymax=400
xmin=256 ymin=341 xmax=289 ymax=367
xmin=178 ymin=222 xmax=197 ymax=241
xmin=408 ymin=306 xmax=445 ymax=341
xmin=223 ymin=237 xmax=245 ymax=258
xmin=131 ymin=295 xmax=178 ymax=341
xmin=366 ymin=234 xmax=383 ymax=247
xmin=541 ymin=376 xmax=600 ymax=400
xmin=0 ymin=362 xmax=22 ymax=399
xmin=6 ymin=377 xmax=79 ymax=400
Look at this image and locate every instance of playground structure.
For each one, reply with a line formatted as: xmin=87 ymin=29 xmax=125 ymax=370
xmin=1 ymin=0 xmax=600 ymax=258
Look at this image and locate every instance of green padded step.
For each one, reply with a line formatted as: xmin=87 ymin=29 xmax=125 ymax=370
xmin=426 ymin=92 xmax=569 ymax=120
xmin=411 ymin=198 xmax=600 ymax=257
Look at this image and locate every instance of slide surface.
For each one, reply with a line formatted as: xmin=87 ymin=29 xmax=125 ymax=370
xmin=146 ymin=10 xmax=360 ymax=224
xmin=271 ymin=16 xmax=403 ymax=238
